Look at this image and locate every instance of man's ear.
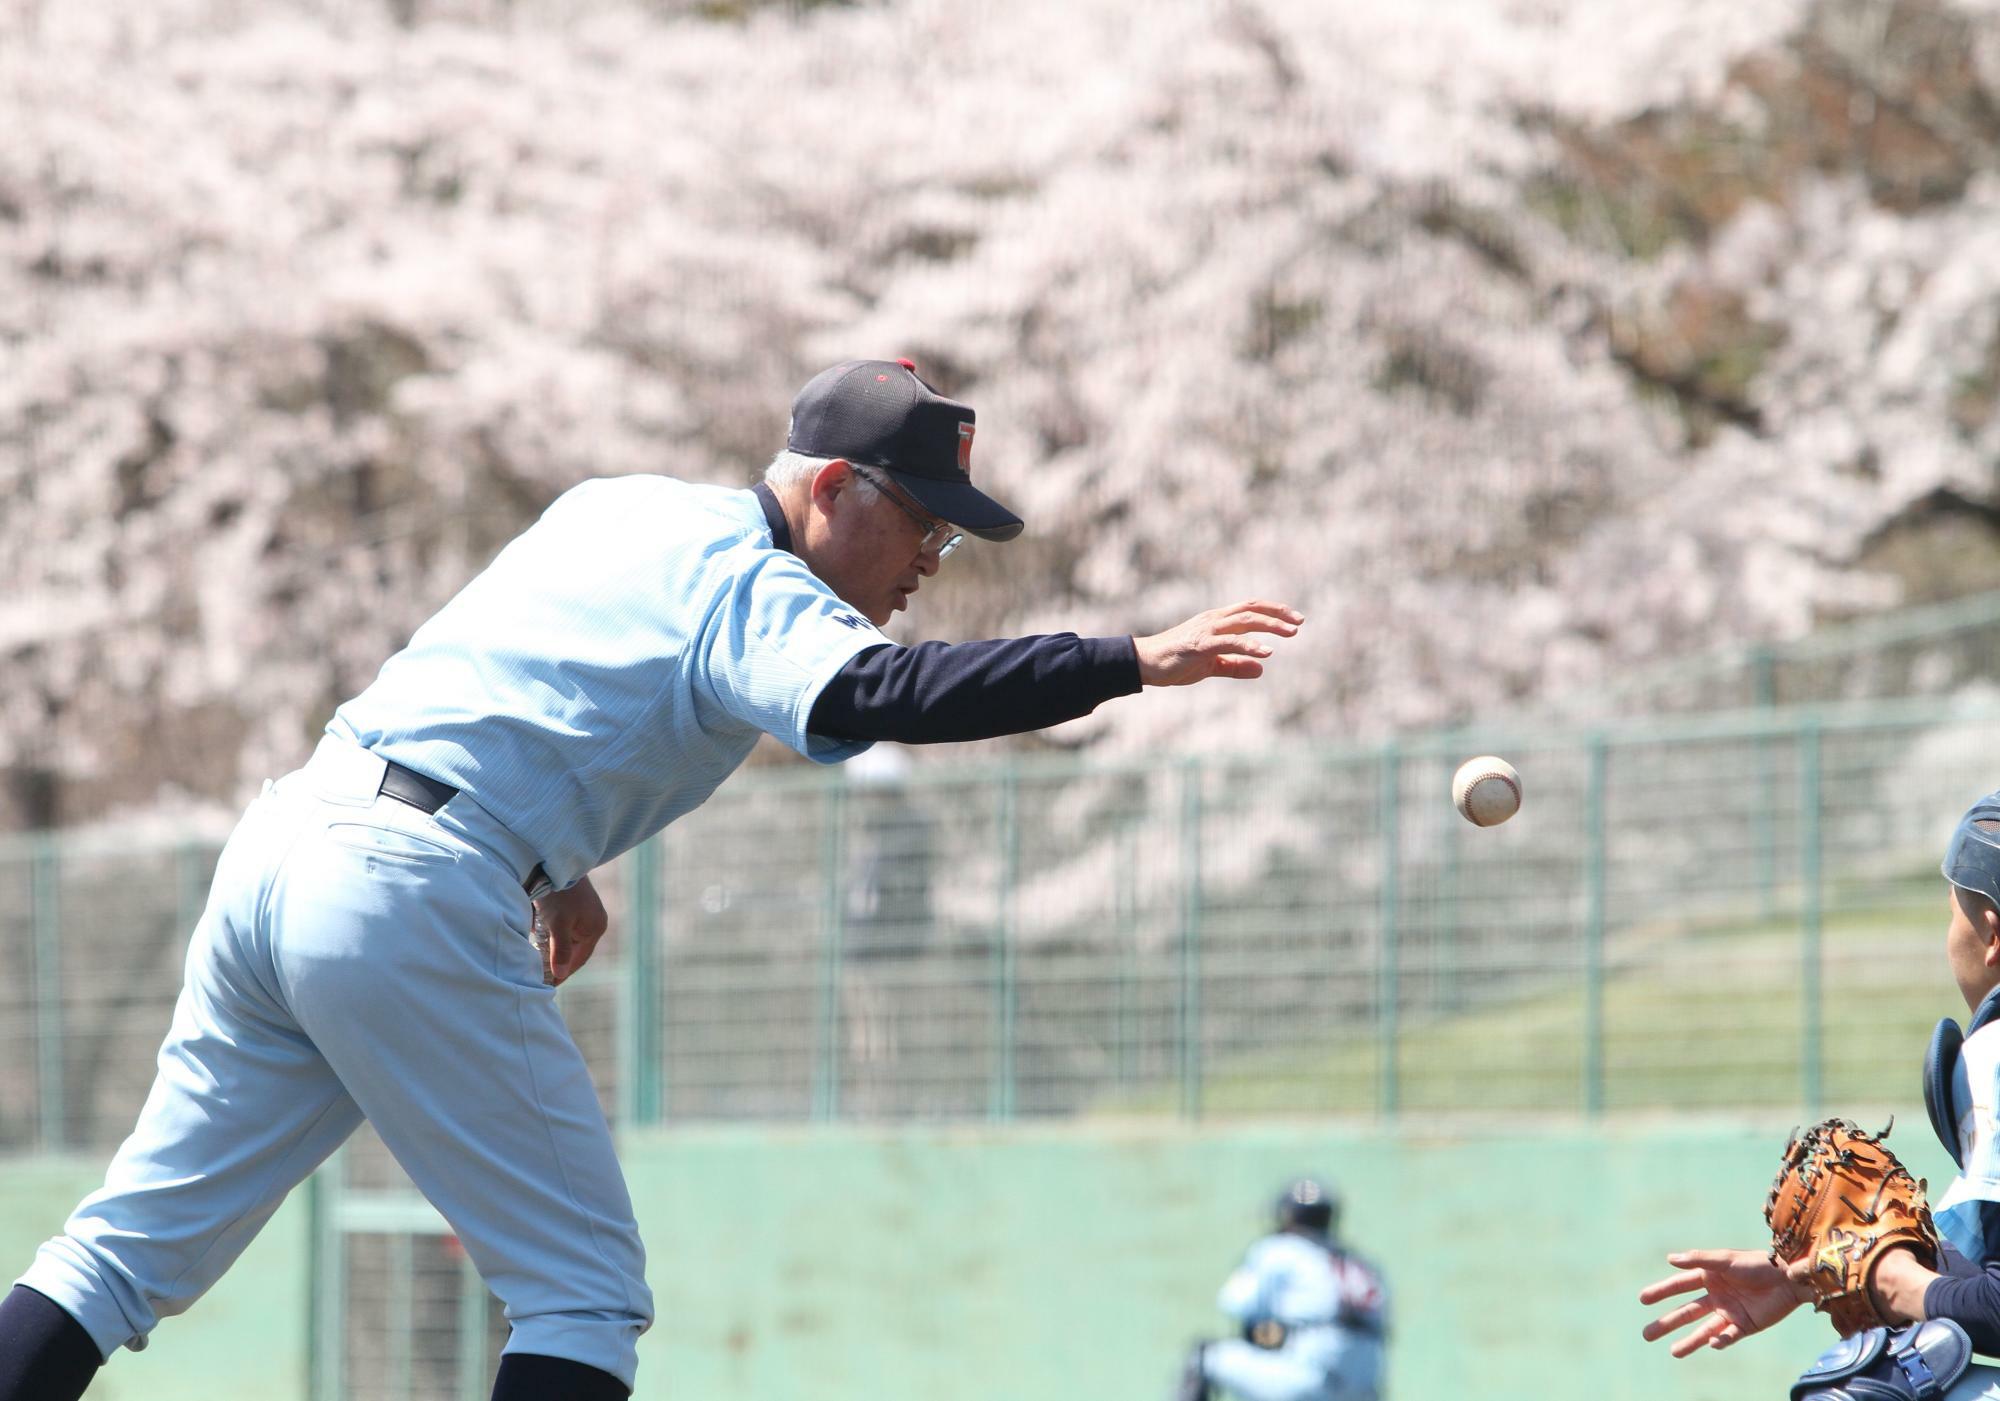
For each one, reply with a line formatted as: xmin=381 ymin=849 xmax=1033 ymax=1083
xmin=808 ymin=458 xmax=855 ymax=516
xmin=1984 ymin=903 xmax=2000 ymax=967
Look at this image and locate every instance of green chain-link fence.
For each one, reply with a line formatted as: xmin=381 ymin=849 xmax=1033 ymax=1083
xmin=1557 ymin=587 xmax=2000 ymax=719
xmin=4 ymin=695 xmax=1996 ymax=1397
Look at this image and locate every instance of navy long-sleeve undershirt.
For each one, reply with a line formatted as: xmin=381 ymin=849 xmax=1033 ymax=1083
xmin=1927 ymin=1238 xmax=2000 ymax=1353
xmin=808 ymin=635 xmax=1142 ymax=744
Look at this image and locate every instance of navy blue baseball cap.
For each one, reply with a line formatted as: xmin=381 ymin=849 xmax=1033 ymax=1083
xmin=1274 ymin=1177 xmax=1339 ymax=1233
xmin=1944 ymin=792 xmax=2000 ymax=907
xmin=787 ymin=358 xmax=1024 ymax=542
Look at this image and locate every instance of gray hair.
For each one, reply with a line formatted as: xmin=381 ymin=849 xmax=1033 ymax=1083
xmin=763 ymin=449 xmax=882 ymax=502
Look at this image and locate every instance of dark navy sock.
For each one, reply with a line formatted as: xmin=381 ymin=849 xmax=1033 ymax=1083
xmin=491 ymin=1352 xmax=630 ymax=1401
xmin=0 ymin=1285 xmax=103 ymax=1401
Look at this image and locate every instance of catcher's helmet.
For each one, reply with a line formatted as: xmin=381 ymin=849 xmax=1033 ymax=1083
xmin=1943 ymin=795 xmax=2000 ymax=909
xmin=1274 ymin=1177 xmax=1339 ymax=1234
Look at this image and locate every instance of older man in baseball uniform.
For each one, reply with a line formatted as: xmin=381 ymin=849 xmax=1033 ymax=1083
xmin=0 ymin=358 xmax=1303 ymax=1401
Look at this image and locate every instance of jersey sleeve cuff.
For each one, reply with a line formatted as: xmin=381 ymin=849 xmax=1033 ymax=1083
xmin=1089 ymin=635 xmax=1143 ymax=695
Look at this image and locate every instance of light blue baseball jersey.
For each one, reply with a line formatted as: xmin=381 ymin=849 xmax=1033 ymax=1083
xmin=1214 ymin=1232 xmax=1389 ymax=1398
xmin=1937 ymin=1018 xmax=2000 ymax=1261
xmin=332 ymin=476 xmax=889 ymax=889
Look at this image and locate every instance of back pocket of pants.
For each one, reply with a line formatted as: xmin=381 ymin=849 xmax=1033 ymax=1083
xmin=323 ymin=822 xmax=460 ymax=866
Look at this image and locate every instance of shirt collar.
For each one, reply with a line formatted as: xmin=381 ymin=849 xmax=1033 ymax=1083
xmin=752 ymin=481 xmax=793 ymax=553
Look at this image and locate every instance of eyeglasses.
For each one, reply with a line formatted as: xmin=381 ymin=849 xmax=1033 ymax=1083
xmin=854 ymin=466 xmax=964 ymax=559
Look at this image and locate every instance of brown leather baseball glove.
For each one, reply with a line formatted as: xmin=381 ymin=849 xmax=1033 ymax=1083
xmin=1764 ymin=1117 xmax=1941 ymax=1336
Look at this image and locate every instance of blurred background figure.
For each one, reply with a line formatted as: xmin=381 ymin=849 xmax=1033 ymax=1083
xmin=840 ymin=744 xmax=933 ymax=1070
xmin=1174 ymin=1177 xmax=1391 ymax=1401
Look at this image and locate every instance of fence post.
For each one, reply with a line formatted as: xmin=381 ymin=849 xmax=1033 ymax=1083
xmin=1582 ymin=735 xmax=1608 ymax=1116
xmin=387 ymin=1230 xmax=414 ymax=1400
xmin=176 ymin=838 xmax=209 ymax=941
xmin=816 ymin=781 xmax=849 ymax=1122
xmin=456 ymin=1250 xmax=487 ymax=1401
xmin=1799 ymin=716 xmax=1824 ymax=1116
xmin=1115 ymin=822 xmax=1137 ymax=1091
xmin=1750 ymin=644 xmax=1778 ymax=708
xmin=32 ymin=834 xmax=63 ymax=1151
xmin=1179 ymin=759 xmax=1204 ymax=1121
xmin=1377 ymin=744 xmax=1400 ymax=1121
xmin=621 ymin=836 xmax=663 ymax=1127
xmin=1436 ymin=782 xmax=1461 ymax=1014
xmin=1753 ymin=646 xmax=1780 ymax=919
xmin=307 ymin=1156 xmax=347 ymax=1401
xmin=991 ymin=767 xmax=1020 ymax=1121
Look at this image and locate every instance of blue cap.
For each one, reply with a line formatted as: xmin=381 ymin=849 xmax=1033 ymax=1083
xmin=1942 ymin=793 xmax=2000 ymax=906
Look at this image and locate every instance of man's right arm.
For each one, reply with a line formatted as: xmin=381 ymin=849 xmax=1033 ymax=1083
xmin=1215 ymin=1256 xmax=1265 ymax=1321
xmin=808 ymin=635 xmax=1139 ymax=744
xmin=807 ymin=600 xmax=1302 ymax=745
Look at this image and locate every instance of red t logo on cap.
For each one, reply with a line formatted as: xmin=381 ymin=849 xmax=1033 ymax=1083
xmin=958 ymin=422 xmax=975 ymax=476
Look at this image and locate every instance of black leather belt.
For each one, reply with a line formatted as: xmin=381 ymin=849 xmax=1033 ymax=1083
xmin=379 ymin=760 xmax=457 ymax=814
xmin=378 ymin=760 xmax=548 ymax=894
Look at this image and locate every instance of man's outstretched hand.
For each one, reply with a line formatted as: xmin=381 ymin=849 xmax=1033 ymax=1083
xmin=1639 ymin=1249 xmax=1812 ymax=1357
xmin=1135 ymin=601 xmax=1303 ymax=686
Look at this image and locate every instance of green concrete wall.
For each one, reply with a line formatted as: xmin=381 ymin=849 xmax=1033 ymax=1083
xmin=0 ymin=1156 xmax=309 ymax=1401
xmin=1 ymin=1118 xmax=1961 ymax=1400
xmin=622 ymin=1118 xmax=1959 ymax=1401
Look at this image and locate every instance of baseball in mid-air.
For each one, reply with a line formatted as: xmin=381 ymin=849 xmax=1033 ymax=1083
xmin=1452 ymin=755 xmax=1522 ymax=827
